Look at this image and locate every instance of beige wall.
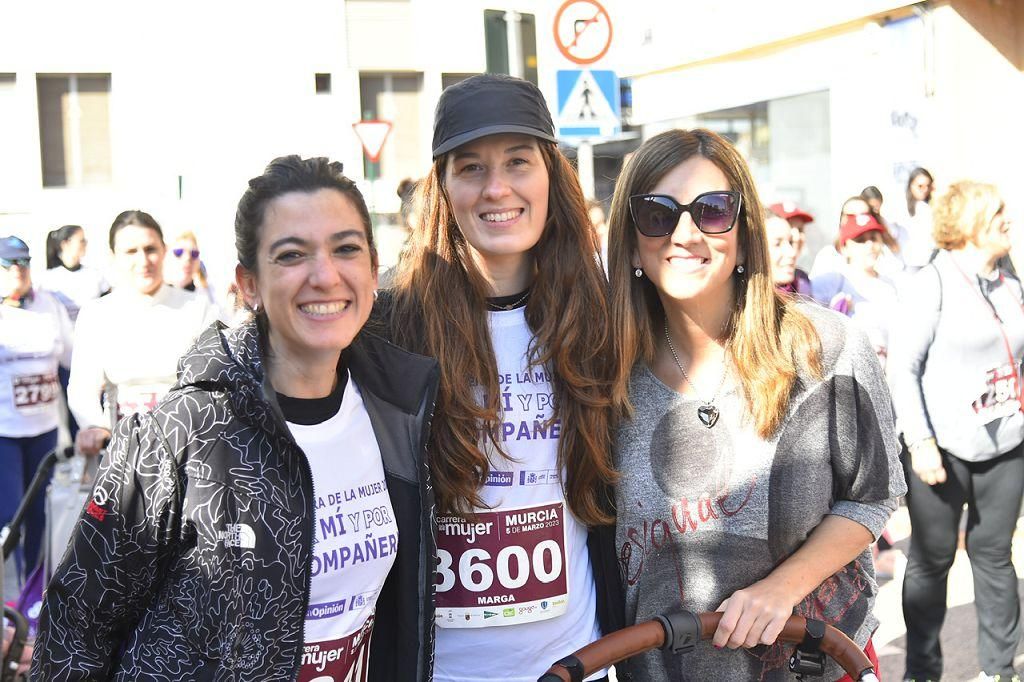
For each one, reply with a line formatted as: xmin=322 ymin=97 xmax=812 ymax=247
xmin=929 ymin=4 xmax=1024 ymax=227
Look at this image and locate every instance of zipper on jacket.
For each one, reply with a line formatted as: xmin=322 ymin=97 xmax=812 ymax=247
xmin=294 ymin=443 xmax=317 ymax=681
xmin=258 ymin=376 xmax=317 ymax=681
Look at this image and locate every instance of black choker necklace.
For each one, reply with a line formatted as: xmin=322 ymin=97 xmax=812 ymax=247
xmin=486 ymin=289 xmax=530 ymax=311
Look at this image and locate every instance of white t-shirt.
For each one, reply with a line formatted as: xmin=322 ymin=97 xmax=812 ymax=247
xmin=67 ymin=284 xmax=220 ymax=430
xmin=0 ymin=290 xmax=73 ymax=437
xmin=38 ymin=265 xmax=108 ymax=323
xmin=811 ymin=268 xmax=898 ymax=369
xmin=288 ymin=377 xmax=398 ymax=682
xmin=892 ymin=201 xmax=935 ymax=270
xmin=433 ymin=308 xmax=603 ymax=682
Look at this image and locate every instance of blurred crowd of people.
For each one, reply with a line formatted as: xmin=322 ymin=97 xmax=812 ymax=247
xmin=763 ymin=168 xmax=1022 ymax=682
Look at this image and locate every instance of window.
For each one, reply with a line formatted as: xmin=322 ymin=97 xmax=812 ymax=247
xmin=37 ymin=73 xmax=112 ymax=187
xmin=358 ymin=73 xmax=422 ymax=181
xmin=315 ymin=73 xmax=332 ymax=94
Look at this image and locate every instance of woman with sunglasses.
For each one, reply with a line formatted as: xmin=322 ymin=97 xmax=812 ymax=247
xmin=889 ymin=181 xmax=1022 ymax=682
xmin=607 ymin=129 xmax=905 ymax=681
xmin=380 ymin=74 xmax=623 ymax=682
xmin=0 ymin=235 xmax=74 ymax=584
xmin=68 ymin=211 xmax=219 ymax=457
xmin=166 ymin=230 xmax=216 ymax=303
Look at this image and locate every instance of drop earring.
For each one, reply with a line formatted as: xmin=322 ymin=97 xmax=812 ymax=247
xmin=634 ymin=267 xmax=643 ymax=278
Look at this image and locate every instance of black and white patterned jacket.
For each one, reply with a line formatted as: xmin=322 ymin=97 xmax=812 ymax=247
xmin=32 ymin=320 xmax=440 ymax=681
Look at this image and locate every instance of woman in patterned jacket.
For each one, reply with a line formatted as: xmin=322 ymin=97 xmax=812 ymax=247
xmin=33 ymin=156 xmax=440 ymax=681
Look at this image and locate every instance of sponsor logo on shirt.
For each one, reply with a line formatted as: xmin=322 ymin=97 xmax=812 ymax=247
xmin=519 ymin=469 xmax=559 ymax=486
xmin=307 ymin=598 xmax=347 ymax=620
xmin=217 ymin=523 xmax=256 ymax=549
xmin=503 ymin=607 xmax=515 ymax=617
xmin=484 ymin=470 xmax=514 ymax=487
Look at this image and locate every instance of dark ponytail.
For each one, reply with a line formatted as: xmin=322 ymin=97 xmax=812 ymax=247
xmin=46 ymin=224 xmax=83 ymax=269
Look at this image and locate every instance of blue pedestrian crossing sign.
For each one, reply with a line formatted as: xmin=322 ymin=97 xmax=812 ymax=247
xmin=556 ymin=69 xmax=621 ymax=140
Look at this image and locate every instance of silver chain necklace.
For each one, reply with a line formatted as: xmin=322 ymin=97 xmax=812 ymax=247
xmin=664 ymin=320 xmax=728 ymax=428
xmin=485 ymin=290 xmax=530 ymax=311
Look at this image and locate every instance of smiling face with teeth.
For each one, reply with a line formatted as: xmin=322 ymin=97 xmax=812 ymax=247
xmin=236 ymin=188 xmax=377 ymax=376
xmin=633 ymin=156 xmax=741 ymax=309
xmin=443 ymin=133 xmax=549 ymax=292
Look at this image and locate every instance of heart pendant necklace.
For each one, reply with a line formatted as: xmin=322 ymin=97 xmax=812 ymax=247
xmin=664 ymin=320 xmax=728 ymax=429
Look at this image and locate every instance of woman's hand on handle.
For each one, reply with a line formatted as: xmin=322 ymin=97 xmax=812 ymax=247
xmin=75 ymin=426 xmax=111 ymax=456
xmin=714 ymin=578 xmax=800 ymax=649
xmin=714 ymin=514 xmax=875 ymax=650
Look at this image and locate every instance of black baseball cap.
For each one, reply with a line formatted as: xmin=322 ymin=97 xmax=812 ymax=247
xmin=432 ymin=74 xmax=557 ymax=158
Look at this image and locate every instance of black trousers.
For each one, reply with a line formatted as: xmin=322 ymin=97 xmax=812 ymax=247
xmin=902 ymin=443 xmax=1024 ymax=679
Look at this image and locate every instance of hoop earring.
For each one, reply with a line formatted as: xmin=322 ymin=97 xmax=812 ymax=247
xmin=634 ymin=267 xmax=643 ymax=278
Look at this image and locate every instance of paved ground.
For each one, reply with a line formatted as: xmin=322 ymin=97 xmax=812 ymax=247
xmin=873 ymin=505 xmax=1024 ymax=681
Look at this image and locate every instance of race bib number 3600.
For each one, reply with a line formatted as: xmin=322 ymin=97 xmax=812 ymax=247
xmin=435 ymin=502 xmax=568 ymax=629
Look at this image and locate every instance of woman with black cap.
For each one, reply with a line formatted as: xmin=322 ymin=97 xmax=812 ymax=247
xmin=380 ymin=74 xmax=624 ymax=681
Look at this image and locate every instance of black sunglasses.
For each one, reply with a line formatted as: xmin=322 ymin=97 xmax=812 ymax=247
xmin=172 ymin=248 xmax=200 ymax=260
xmin=629 ymin=191 xmax=742 ymax=237
xmin=0 ymin=257 xmax=30 ymax=269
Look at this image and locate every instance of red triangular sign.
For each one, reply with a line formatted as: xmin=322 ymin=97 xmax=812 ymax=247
xmin=353 ymin=120 xmax=392 ymax=162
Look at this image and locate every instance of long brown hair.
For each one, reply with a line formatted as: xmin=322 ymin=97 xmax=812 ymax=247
xmin=607 ymin=129 xmax=822 ymax=439
xmin=389 ymin=141 xmax=618 ymax=525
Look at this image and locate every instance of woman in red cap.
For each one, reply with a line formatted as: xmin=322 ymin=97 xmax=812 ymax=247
xmin=811 ymin=212 xmax=899 ymax=368
xmin=379 ymin=73 xmax=623 ymax=682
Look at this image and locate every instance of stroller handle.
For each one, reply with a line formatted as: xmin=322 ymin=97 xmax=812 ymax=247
xmin=2 ymin=605 xmax=28 ymax=682
xmin=538 ymin=611 xmax=877 ymax=682
xmin=0 ymin=446 xmax=75 ymax=560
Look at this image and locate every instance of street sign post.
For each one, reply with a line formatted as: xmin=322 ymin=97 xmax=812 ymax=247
xmin=553 ymin=0 xmax=613 ymax=65
xmin=556 ymin=69 xmax=620 ymax=140
xmin=352 ymin=119 xmax=392 ymax=163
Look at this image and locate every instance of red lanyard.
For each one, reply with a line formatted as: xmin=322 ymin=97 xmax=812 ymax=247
xmin=950 ymin=256 xmax=1024 ymax=405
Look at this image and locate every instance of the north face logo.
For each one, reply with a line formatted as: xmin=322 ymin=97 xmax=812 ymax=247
xmin=217 ymin=523 xmax=256 ymax=549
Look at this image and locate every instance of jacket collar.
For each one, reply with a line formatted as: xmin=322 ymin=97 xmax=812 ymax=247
xmin=177 ymin=320 xmax=437 ymax=430
xmin=344 ymin=332 xmax=438 ymax=416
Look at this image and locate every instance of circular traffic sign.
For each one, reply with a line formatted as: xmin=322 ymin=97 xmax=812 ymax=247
xmin=553 ymin=0 xmax=613 ymax=65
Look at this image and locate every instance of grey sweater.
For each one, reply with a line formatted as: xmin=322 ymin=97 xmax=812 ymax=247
xmin=888 ymin=249 xmax=1024 ymax=462
xmin=614 ymin=304 xmax=905 ymax=681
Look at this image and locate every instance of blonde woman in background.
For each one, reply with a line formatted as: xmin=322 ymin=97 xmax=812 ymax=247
xmin=889 ymin=180 xmax=1022 ymax=682
xmin=166 ymin=229 xmax=216 ymax=303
